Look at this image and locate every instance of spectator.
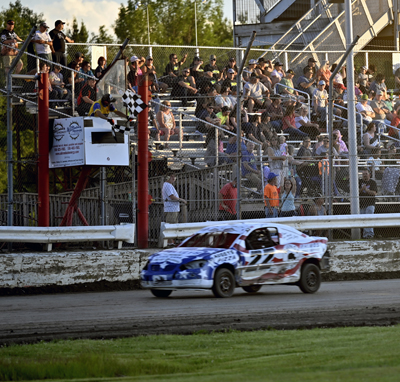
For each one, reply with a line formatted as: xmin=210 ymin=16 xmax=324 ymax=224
xmin=76 ymin=77 xmax=97 ymax=116
xmin=78 ymin=60 xmax=94 ymax=79
xmin=271 ymin=61 xmax=285 ymax=81
xmin=313 ymin=80 xmax=329 ymax=127
xmin=89 ymin=93 xmax=129 ymax=120
xmin=223 ymin=57 xmax=238 ymax=77
xmin=279 ymin=135 xmax=287 ymax=156
xmin=264 ymin=172 xmax=279 ymax=218
xmin=142 ymin=55 xmax=168 ymax=93
xmin=215 ymin=85 xmax=232 ymax=109
xmin=228 ymin=85 xmax=238 ymax=108
xmin=243 ymin=58 xmax=257 ymax=82
xmin=204 ymin=54 xmax=222 ymax=82
xmin=359 ymin=169 xmax=377 ymax=239
xmin=267 ymin=95 xmax=284 ymax=132
xmin=127 ymin=55 xmax=144 ymax=92
xmin=225 ymin=130 xmax=246 ymax=163
xmin=367 ymin=147 xmax=384 ymax=180
xmin=229 ymin=104 xmax=248 ymax=131
xmin=218 ymin=178 xmax=238 ymax=221
xmin=243 ymin=72 xmax=269 ymax=113
xmin=163 ymin=52 xmax=188 ymax=86
xmin=389 ymin=103 xmax=400 ymax=139
xmin=216 ymin=106 xmax=233 ymax=131
xmin=1 ymin=20 xmax=24 ymax=77
xmin=282 ymin=104 xmax=308 ymax=139
xmin=242 ymin=114 xmax=268 ymax=150
xmin=356 ymin=94 xmax=375 ymax=127
xmin=295 ymin=105 xmax=320 ymax=138
xmin=362 ymin=123 xmax=380 ymax=156
xmin=242 ymin=141 xmax=263 ymax=191
xmin=49 ymin=65 xmax=71 ymax=101
xmin=64 ymin=61 xmax=83 ymax=96
xmin=94 ymin=56 xmax=107 ymax=78
xmin=279 ymin=177 xmax=297 ymax=217
xmin=316 ymin=60 xmax=331 ymax=87
xmin=370 ymin=73 xmax=387 ymax=96
xmin=279 ymin=69 xmax=299 ymax=100
xmin=303 ymin=57 xmax=318 ymax=76
xmin=309 ymin=195 xmax=328 ymax=236
xmin=171 ymin=68 xmax=197 ymax=107
xmin=259 ymin=111 xmax=275 ymax=142
xmin=297 ymin=136 xmax=312 ymax=158
xmin=267 ymin=136 xmax=286 ymax=186
xmin=358 ymin=66 xmax=369 ymax=94
xmin=255 ymin=57 xmax=273 ymax=85
xmin=189 ymin=56 xmax=204 ymax=81
xmin=222 ymin=68 xmax=237 ymax=90
xmin=162 ymin=173 xmax=187 ymax=240
xmin=331 ymin=63 xmax=346 ymax=86
xmin=370 ymin=90 xmax=392 ymax=124
xmin=156 ymin=101 xmax=180 ymax=147
xmin=68 ymin=51 xmax=84 ymax=69
xmin=32 ymin=22 xmax=53 ymax=62
xmin=315 ymin=136 xmax=339 ymax=157
xmin=333 ymin=129 xmax=348 ymax=156
xmin=297 ymin=66 xmax=317 ymax=100
xmin=49 ymin=20 xmax=74 ymax=67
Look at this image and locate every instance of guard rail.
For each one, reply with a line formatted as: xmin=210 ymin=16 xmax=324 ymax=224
xmin=0 ymin=224 xmax=135 ymax=251
xmin=159 ymin=213 xmax=400 ymax=247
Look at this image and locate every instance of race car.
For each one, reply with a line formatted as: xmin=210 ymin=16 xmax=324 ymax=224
xmin=141 ymin=222 xmax=330 ymax=298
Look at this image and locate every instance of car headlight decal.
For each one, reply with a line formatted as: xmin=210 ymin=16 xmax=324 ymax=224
xmin=180 ymin=260 xmax=208 ymax=270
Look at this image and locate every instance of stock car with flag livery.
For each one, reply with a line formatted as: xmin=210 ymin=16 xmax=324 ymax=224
xmin=141 ymin=222 xmax=330 ymax=298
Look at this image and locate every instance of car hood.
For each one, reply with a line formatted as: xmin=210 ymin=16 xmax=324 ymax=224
xmin=149 ymin=247 xmax=237 ymax=265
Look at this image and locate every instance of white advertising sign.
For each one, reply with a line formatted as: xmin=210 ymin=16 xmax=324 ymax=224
xmin=49 ymin=117 xmax=84 ymax=168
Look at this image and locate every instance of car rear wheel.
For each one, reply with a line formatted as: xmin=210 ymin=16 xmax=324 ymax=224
xmin=212 ymin=268 xmax=235 ymax=298
xmin=298 ymin=263 xmax=321 ymax=293
xmin=150 ymin=289 xmax=172 ymax=298
xmin=242 ymin=285 xmax=262 ymax=293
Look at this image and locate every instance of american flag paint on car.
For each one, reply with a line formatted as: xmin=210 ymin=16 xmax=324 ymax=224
xmin=141 ymin=222 xmax=330 ymax=298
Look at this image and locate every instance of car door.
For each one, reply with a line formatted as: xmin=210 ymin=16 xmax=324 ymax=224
xmin=237 ymin=227 xmax=284 ymax=285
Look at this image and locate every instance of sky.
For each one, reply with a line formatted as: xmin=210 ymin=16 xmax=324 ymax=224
xmin=10 ymin=0 xmax=233 ymax=38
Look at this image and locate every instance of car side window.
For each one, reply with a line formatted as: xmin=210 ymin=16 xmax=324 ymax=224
xmin=246 ymin=228 xmax=276 ymax=250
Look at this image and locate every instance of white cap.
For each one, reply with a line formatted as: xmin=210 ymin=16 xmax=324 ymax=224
xmin=249 ymin=59 xmax=257 ymax=65
xmin=318 ymin=80 xmax=326 ymax=85
xmin=130 ymin=55 xmax=139 ymax=62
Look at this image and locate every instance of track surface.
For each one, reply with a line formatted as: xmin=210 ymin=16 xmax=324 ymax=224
xmin=1 ymin=279 xmax=400 ymax=344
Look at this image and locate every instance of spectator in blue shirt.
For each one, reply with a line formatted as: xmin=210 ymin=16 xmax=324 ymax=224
xmin=242 ymin=141 xmax=262 ymax=191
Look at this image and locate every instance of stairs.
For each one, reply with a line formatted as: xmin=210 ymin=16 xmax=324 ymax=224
xmin=268 ymin=0 xmax=394 ymax=72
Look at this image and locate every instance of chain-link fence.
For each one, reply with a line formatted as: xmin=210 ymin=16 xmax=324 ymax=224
xmin=3 ymin=39 xmax=400 ymax=247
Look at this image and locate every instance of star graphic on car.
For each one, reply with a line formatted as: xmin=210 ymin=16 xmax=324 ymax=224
xmin=179 ymin=270 xmax=189 ymax=279
xmin=199 ymin=268 xmax=208 ymax=279
xmin=159 ymin=261 xmax=169 ymax=269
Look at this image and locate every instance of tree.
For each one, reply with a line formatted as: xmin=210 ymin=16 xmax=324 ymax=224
xmin=0 ymin=0 xmax=43 ymax=39
xmin=90 ymin=25 xmax=114 ymax=44
xmin=65 ymin=17 xmax=89 ymax=44
xmin=113 ymin=0 xmax=232 ymax=47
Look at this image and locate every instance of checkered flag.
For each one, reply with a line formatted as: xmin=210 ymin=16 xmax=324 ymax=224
xmin=122 ymin=89 xmax=148 ymax=116
xmin=113 ymin=124 xmax=133 ymax=134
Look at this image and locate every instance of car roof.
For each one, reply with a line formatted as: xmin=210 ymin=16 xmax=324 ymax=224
xmin=197 ymin=222 xmax=302 ymax=236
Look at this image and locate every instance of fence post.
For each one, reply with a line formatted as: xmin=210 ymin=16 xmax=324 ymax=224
xmin=38 ymin=72 xmax=49 ymax=227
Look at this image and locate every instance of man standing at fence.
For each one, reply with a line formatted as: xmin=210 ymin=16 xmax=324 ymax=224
xmin=359 ymin=169 xmax=377 ymax=239
xmin=50 ymin=20 xmax=74 ymax=67
xmin=218 ymin=177 xmax=237 ymax=221
xmin=1 ymin=20 xmax=23 ymax=77
xmin=162 ymin=173 xmax=187 ymax=227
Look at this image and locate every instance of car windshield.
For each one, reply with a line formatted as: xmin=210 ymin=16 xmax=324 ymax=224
xmin=180 ymin=232 xmax=239 ymax=248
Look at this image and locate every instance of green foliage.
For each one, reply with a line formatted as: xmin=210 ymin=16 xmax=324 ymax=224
xmin=0 ymin=326 xmax=400 ymax=381
xmin=114 ymin=0 xmax=233 ymax=47
xmin=0 ymin=0 xmax=43 ymax=40
xmin=90 ymin=25 xmax=115 ymax=44
xmin=65 ymin=17 xmax=90 ymax=62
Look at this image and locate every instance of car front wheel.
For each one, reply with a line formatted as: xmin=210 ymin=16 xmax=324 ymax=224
xmin=212 ymin=268 xmax=235 ymax=298
xmin=298 ymin=263 xmax=321 ymax=293
xmin=242 ymin=285 xmax=262 ymax=293
xmin=151 ymin=289 xmax=172 ymax=298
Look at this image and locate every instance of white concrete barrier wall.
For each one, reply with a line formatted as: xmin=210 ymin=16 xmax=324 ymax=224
xmin=0 ymin=241 xmax=399 ymax=289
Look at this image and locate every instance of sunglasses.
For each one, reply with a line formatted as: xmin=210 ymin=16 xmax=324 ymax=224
xmin=211 ymin=59 xmax=216 ymax=61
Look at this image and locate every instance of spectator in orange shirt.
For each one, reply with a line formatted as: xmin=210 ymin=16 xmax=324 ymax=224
xmin=264 ymin=172 xmax=279 ymax=218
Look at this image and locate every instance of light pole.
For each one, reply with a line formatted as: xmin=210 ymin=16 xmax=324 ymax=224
xmin=194 ymin=0 xmax=207 ymax=56
xmin=136 ymin=1 xmax=151 ymax=56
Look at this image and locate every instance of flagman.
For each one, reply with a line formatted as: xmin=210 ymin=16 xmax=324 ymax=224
xmin=89 ymin=94 xmax=132 ymax=123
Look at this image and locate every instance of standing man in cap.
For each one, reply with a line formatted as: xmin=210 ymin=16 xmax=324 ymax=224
xmin=1 ymin=20 xmax=24 ymax=76
xmin=313 ymin=80 xmax=329 ymax=127
xmin=163 ymin=52 xmax=187 ymax=86
xmin=32 ymin=22 xmax=53 ymax=62
xmin=218 ymin=177 xmax=238 ymax=221
xmin=50 ymin=20 xmax=74 ymax=67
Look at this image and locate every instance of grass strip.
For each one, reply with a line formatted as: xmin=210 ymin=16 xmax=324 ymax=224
xmin=0 ymin=326 xmax=399 ymax=381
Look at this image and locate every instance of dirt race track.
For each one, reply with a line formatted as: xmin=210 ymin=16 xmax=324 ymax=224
xmin=0 ymin=279 xmax=400 ymax=345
